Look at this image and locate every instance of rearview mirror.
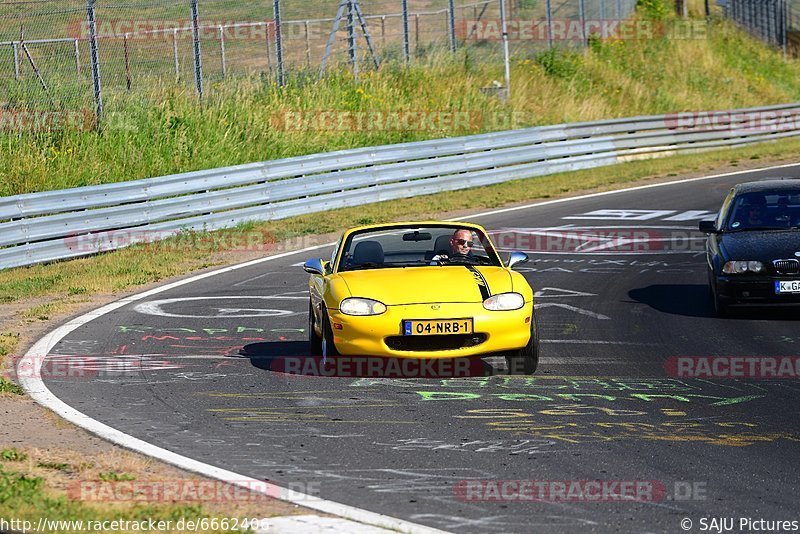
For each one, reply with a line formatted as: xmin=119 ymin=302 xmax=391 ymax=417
xmin=508 ymin=251 xmax=529 ymax=269
xmin=303 ymin=258 xmax=325 ymax=275
xmin=403 ymin=231 xmax=432 ymax=242
xmin=698 ymin=220 xmax=718 ymax=234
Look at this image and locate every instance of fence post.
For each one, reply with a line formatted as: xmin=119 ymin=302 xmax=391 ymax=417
xmin=347 ymin=0 xmax=358 ymax=79
xmin=402 ymin=0 xmax=410 ymax=64
xmin=189 ymin=0 xmax=203 ymax=99
xmin=172 ymin=28 xmax=180 ymax=80
xmin=123 ymin=33 xmax=132 ymax=90
xmin=274 ymin=0 xmax=285 ymax=86
xmin=218 ymin=26 xmax=226 ymax=77
xmin=74 ymin=39 xmax=81 ymax=77
xmin=545 ymin=0 xmax=553 ymax=49
xmin=448 ymin=0 xmax=457 ymax=53
xmin=12 ymin=42 xmax=20 ymax=79
xmin=265 ymin=22 xmax=273 ymax=74
xmin=579 ymin=0 xmax=587 ymax=48
xmin=499 ymin=0 xmax=511 ymax=101
xmin=414 ymin=13 xmax=420 ymax=55
xmin=86 ymin=0 xmax=103 ymax=126
xmin=381 ymin=15 xmax=386 ymax=48
xmin=305 ymin=21 xmax=311 ymax=67
xmin=600 ymin=0 xmax=606 ymax=19
xmin=616 ymin=0 xmax=622 ymax=19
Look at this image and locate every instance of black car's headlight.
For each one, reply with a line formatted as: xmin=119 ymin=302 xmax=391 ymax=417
xmin=722 ymin=261 xmax=765 ymax=274
xmin=340 ymin=298 xmax=387 ymax=316
xmin=483 ymin=292 xmax=525 ymax=311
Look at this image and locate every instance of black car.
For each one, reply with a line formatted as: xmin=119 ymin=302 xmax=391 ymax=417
xmin=700 ymin=179 xmax=800 ymax=316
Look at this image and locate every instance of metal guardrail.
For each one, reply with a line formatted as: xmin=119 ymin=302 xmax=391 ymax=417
xmin=2 ymin=102 xmax=800 ymax=270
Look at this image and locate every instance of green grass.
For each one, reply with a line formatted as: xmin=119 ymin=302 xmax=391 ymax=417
xmin=0 ymin=464 xmax=252 ymax=534
xmin=1 ymin=448 xmax=28 ymax=462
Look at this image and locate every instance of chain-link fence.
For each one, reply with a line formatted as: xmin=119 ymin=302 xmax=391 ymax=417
xmin=721 ymin=0 xmax=791 ymax=53
xmin=1 ymin=0 xmax=641 ymax=126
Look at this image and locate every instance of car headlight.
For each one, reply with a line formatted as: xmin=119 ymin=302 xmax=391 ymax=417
xmin=340 ymin=297 xmax=387 ymax=316
xmin=483 ymin=292 xmax=525 ymax=311
xmin=722 ymin=261 xmax=765 ymax=274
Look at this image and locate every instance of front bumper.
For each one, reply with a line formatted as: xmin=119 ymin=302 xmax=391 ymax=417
xmin=328 ymin=302 xmax=533 ymax=358
xmin=716 ymin=276 xmax=800 ymax=305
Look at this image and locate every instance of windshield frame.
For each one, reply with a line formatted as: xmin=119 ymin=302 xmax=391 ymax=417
xmin=334 ymin=224 xmax=503 ymax=273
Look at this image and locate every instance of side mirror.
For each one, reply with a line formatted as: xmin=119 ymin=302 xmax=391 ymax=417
xmin=303 ymin=258 xmax=325 ymax=275
xmin=508 ymin=251 xmax=529 ymax=269
xmin=699 ymin=220 xmax=718 ymax=234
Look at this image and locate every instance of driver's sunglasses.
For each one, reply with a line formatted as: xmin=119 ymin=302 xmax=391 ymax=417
xmin=454 ymin=238 xmax=474 ymax=247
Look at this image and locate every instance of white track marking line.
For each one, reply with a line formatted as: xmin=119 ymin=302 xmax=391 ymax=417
xmin=21 ymin=161 xmax=800 ymax=534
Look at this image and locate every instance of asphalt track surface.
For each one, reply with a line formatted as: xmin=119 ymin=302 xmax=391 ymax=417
xmin=41 ymin=166 xmax=800 ymax=533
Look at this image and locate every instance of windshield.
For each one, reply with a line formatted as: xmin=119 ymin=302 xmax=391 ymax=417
xmin=337 ymin=226 xmax=502 ymax=272
xmin=724 ymin=191 xmax=800 ymax=231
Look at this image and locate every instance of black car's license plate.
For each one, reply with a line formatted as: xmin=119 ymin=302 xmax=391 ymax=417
xmin=775 ymin=280 xmax=800 ymax=294
xmin=403 ymin=319 xmax=473 ymax=336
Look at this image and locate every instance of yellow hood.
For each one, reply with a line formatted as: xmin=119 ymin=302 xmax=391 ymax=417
xmin=336 ymin=266 xmax=514 ymax=305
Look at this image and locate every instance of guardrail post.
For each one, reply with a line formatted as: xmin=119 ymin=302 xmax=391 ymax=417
xmin=274 ymin=0 xmax=285 ymax=87
xmin=189 ymin=0 xmax=203 ymax=99
xmin=402 ymin=0 xmax=410 ymax=64
xmin=448 ymin=0 xmax=457 ymax=53
xmin=86 ymin=0 xmax=103 ymax=126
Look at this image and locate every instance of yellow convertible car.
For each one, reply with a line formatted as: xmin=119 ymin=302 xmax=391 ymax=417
xmin=303 ymin=221 xmax=539 ymax=374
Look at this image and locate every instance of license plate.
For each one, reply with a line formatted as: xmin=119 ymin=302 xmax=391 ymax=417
xmin=403 ymin=319 xmax=473 ymax=336
xmin=775 ymin=280 xmax=800 ymax=294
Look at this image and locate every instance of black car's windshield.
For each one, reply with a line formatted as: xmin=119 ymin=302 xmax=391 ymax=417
xmin=724 ymin=191 xmax=800 ymax=232
xmin=338 ymin=226 xmax=502 ymax=272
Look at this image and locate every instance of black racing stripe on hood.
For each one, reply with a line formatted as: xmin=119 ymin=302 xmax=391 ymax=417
xmin=465 ymin=265 xmax=491 ymax=300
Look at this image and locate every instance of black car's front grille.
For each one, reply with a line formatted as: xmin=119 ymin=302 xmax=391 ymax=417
xmin=385 ymin=334 xmax=487 ymax=352
xmin=774 ymin=259 xmax=800 ymax=275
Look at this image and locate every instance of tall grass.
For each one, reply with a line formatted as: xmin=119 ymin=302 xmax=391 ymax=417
xmin=2 ymin=5 xmax=800 ymax=197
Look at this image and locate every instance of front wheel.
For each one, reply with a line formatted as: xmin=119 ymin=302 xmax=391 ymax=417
xmin=710 ymin=277 xmax=730 ymax=318
xmin=507 ymin=313 xmax=539 ymax=375
xmin=321 ymin=306 xmax=340 ymax=360
xmin=308 ymin=301 xmax=322 ymax=355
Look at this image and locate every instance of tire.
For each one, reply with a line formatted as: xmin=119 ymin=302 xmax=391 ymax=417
xmin=507 ymin=313 xmax=539 ymax=375
xmin=321 ymin=306 xmax=340 ymax=360
xmin=308 ymin=300 xmax=322 ymax=356
xmin=709 ymin=277 xmax=730 ymax=318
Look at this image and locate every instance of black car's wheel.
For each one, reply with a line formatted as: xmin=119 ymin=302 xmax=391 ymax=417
xmin=308 ymin=301 xmax=322 ymax=355
xmin=708 ymin=268 xmax=730 ymax=317
xmin=711 ymin=279 xmax=730 ymax=317
xmin=507 ymin=313 xmax=539 ymax=375
xmin=321 ymin=306 xmax=340 ymax=359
